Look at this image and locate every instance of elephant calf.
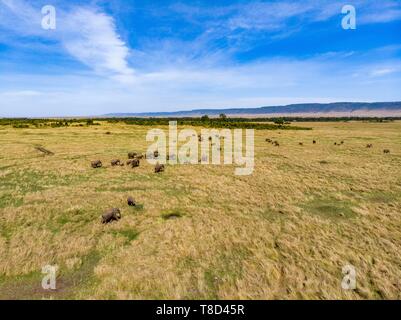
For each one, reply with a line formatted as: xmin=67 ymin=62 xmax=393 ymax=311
xmin=127 ymin=196 xmax=136 ymax=206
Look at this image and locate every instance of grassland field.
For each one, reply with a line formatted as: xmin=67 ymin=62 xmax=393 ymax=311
xmin=0 ymin=120 xmax=400 ymax=299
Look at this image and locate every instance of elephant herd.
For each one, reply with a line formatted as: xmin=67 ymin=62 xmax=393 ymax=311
xmin=91 ymin=150 xmax=165 ymax=173
xmin=266 ymin=138 xmax=391 ymax=154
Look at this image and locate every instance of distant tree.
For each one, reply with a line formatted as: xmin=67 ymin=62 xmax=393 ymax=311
xmin=201 ymin=115 xmax=209 ymax=121
xmin=219 ymin=113 xmax=227 ymax=120
xmin=274 ymin=118 xmax=285 ymax=125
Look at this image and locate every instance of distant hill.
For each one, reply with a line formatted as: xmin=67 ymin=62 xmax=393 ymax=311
xmin=105 ymin=102 xmax=401 ymax=117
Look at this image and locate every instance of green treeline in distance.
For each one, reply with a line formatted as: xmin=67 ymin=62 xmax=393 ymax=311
xmin=1 ymin=116 xmax=399 ymax=130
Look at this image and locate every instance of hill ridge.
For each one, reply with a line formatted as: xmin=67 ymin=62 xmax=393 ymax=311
xmin=105 ymin=102 xmax=401 ymax=117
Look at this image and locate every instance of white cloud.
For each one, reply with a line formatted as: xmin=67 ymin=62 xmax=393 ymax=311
xmin=61 ymin=8 xmax=135 ymax=80
xmin=0 ymin=1 xmax=135 ymax=82
xmin=1 ymin=90 xmax=42 ymax=97
xmin=370 ymin=68 xmax=398 ymax=77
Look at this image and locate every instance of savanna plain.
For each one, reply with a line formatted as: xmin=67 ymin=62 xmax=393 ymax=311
xmin=0 ymin=120 xmax=400 ymax=299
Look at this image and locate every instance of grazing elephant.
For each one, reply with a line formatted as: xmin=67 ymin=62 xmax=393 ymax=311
xmin=155 ymin=163 xmax=165 ymax=173
xmin=131 ymin=158 xmax=140 ymax=168
xmin=101 ymin=208 xmax=121 ymax=224
xmin=128 ymin=152 xmax=137 ymax=159
xmin=111 ymin=159 xmax=121 ymax=166
xmin=91 ymin=160 xmax=102 ymax=168
xmin=127 ymin=196 xmax=136 ymax=206
xmin=384 ymin=149 xmax=390 ymax=154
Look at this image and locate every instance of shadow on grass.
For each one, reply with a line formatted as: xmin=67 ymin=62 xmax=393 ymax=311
xmin=161 ymin=209 xmax=185 ymax=220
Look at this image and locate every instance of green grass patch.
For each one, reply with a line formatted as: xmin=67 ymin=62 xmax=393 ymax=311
xmin=56 ymin=215 xmax=72 ymax=227
xmin=164 ymin=186 xmax=192 ymax=198
xmin=202 ymin=246 xmax=251 ymax=299
xmin=110 ymin=229 xmax=139 ymax=244
xmin=47 ymin=209 xmax=96 ymax=234
xmin=0 ymin=221 xmax=14 ymax=243
xmin=259 ymin=208 xmax=286 ymax=222
xmin=301 ymin=198 xmax=357 ymax=220
xmin=0 ymin=193 xmax=24 ymax=209
xmin=366 ymin=191 xmax=400 ymax=204
xmin=0 ymin=164 xmax=16 ymax=171
xmin=0 ymin=251 xmax=101 ymax=300
xmin=131 ymin=203 xmax=144 ymax=211
xmin=0 ymin=169 xmax=90 ymax=196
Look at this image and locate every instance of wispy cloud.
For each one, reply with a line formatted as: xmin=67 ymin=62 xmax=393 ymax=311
xmin=169 ymin=0 xmax=401 ymax=41
xmin=62 ymin=8 xmax=135 ymax=82
xmin=227 ymin=1 xmax=315 ymax=31
xmin=0 ymin=0 xmax=135 ymax=82
xmin=360 ymin=9 xmax=401 ymax=24
xmin=370 ymin=67 xmax=399 ymax=77
xmin=1 ymin=90 xmax=42 ymax=97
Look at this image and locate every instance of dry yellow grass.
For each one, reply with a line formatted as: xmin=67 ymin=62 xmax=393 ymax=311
xmin=0 ymin=121 xmax=400 ymax=299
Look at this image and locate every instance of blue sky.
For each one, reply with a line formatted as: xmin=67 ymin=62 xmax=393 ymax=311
xmin=0 ymin=0 xmax=400 ymax=116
